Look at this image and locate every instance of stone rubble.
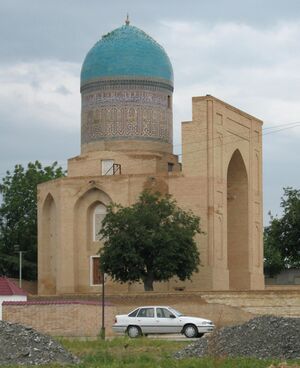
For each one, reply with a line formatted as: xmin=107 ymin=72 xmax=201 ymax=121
xmin=174 ymin=316 xmax=300 ymax=360
xmin=0 ymin=320 xmax=79 ymax=365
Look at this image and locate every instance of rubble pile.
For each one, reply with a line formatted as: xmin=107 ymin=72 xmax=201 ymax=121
xmin=0 ymin=320 xmax=79 ymax=365
xmin=175 ymin=316 xmax=300 ymax=360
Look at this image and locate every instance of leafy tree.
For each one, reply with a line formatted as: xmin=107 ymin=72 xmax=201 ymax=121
xmin=0 ymin=161 xmax=65 ymax=280
xmin=264 ymin=222 xmax=285 ymax=277
xmin=99 ymin=190 xmax=201 ymax=291
xmin=264 ymin=187 xmax=300 ymax=276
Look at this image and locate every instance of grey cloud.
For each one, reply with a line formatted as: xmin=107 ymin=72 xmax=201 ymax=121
xmin=0 ymin=118 xmax=79 ymax=177
xmin=1 ymin=0 xmax=300 ymax=224
xmin=54 ymin=85 xmax=72 ymax=95
xmin=2 ymin=0 xmax=300 ymax=63
xmin=263 ymin=132 xmax=300 ymax=223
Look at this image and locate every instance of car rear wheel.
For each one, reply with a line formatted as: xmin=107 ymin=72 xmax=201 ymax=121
xmin=127 ymin=325 xmax=141 ymax=338
xmin=183 ymin=324 xmax=198 ymax=338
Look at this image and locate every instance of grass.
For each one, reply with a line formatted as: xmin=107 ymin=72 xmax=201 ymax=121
xmin=59 ymin=337 xmax=300 ymax=368
xmin=0 ymin=337 xmax=299 ymax=367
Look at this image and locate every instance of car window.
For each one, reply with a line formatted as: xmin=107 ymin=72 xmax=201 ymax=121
xmin=168 ymin=307 xmax=184 ymax=316
xmin=128 ymin=308 xmax=139 ymax=317
xmin=156 ymin=308 xmax=175 ymax=318
xmin=137 ymin=308 xmax=154 ymax=318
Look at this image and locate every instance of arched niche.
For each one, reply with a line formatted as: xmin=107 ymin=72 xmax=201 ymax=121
xmin=39 ymin=193 xmax=57 ymax=294
xmin=73 ymin=187 xmax=111 ymax=292
xmin=227 ymin=149 xmax=249 ymax=289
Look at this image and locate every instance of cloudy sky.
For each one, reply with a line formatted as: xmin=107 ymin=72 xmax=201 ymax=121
xmin=1 ymin=0 xmax=300 ymax=224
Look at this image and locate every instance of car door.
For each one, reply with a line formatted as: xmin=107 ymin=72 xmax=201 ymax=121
xmin=155 ymin=307 xmax=182 ymax=333
xmin=136 ymin=307 xmax=156 ymax=334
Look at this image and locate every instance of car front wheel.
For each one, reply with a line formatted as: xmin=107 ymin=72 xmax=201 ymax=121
xmin=183 ymin=324 xmax=198 ymax=338
xmin=127 ymin=325 xmax=141 ymax=338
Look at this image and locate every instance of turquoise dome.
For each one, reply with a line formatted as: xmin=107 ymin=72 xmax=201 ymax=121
xmin=81 ymin=24 xmax=173 ymax=85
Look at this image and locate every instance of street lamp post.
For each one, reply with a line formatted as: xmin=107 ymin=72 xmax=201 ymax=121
xmin=19 ymin=251 xmax=23 ymax=289
xmin=14 ymin=245 xmax=25 ymax=289
xmin=100 ymin=272 xmax=105 ymax=339
xmin=100 ymin=272 xmax=106 ymax=340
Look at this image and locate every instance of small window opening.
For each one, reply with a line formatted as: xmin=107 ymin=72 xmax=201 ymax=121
xmin=167 ymin=95 xmax=171 ymax=108
xmin=168 ymin=163 xmax=174 ymax=172
xmin=101 ymin=159 xmax=115 ymax=175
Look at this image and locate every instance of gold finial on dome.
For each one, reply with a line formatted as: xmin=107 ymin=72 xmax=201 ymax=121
xmin=125 ymin=13 xmax=130 ymax=25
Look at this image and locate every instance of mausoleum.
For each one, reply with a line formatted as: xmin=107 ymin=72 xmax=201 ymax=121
xmin=38 ymin=20 xmax=264 ymax=295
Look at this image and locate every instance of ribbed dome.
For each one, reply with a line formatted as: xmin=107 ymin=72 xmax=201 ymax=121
xmin=81 ymin=24 xmax=173 ymax=85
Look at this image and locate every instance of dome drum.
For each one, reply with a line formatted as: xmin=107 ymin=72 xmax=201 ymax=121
xmin=80 ymin=76 xmax=173 ymax=94
xmin=81 ymin=78 xmax=173 ymax=153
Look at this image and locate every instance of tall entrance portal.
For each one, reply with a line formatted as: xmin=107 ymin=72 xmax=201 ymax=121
xmin=227 ymin=149 xmax=249 ymax=289
xmin=181 ymin=95 xmax=264 ymax=291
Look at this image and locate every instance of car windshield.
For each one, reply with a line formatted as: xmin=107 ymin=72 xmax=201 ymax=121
xmin=168 ymin=307 xmax=184 ymax=316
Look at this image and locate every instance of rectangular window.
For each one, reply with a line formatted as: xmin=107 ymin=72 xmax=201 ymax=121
xmin=90 ymin=256 xmax=103 ymax=286
xmin=101 ymin=159 xmax=114 ymax=175
xmin=168 ymin=163 xmax=174 ymax=172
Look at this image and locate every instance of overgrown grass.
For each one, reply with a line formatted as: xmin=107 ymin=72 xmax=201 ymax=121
xmin=0 ymin=337 xmax=299 ymax=367
xmin=60 ymin=337 xmax=300 ymax=368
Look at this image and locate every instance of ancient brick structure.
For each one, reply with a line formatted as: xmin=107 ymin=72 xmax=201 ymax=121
xmin=38 ymin=20 xmax=264 ymax=295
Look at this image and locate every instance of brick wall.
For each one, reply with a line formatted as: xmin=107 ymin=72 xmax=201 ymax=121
xmin=2 ymin=301 xmax=116 ymax=337
xmin=4 ymin=291 xmax=299 ymax=338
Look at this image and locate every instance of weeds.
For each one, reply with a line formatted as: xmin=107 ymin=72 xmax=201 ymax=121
xmin=2 ymin=337 xmax=298 ymax=367
xmin=59 ymin=337 xmax=300 ymax=368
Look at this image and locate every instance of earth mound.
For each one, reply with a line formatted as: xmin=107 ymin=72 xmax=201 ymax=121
xmin=174 ymin=316 xmax=300 ymax=360
xmin=0 ymin=320 xmax=79 ymax=365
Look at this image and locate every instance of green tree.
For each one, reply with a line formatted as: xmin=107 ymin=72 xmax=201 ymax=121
xmin=263 ymin=220 xmax=285 ymax=277
xmin=99 ymin=190 xmax=201 ymax=291
xmin=0 ymin=161 xmax=65 ymax=280
xmin=264 ymin=187 xmax=300 ymax=276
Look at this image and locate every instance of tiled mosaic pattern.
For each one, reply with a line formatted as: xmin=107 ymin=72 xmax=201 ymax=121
xmin=81 ymin=82 xmax=173 ymax=145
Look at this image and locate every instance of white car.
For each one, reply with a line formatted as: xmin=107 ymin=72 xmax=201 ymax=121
xmin=112 ymin=305 xmax=215 ymax=338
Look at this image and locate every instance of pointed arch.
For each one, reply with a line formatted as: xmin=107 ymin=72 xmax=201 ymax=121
xmin=39 ymin=193 xmax=57 ymax=294
xmin=73 ymin=187 xmax=111 ymax=292
xmin=227 ymin=149 xmax=249 ymax=289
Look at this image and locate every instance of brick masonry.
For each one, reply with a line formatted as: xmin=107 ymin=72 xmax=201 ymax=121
xmin=38 ymin=95 xmax=264 ymax=295
xmin=2 ymin=301 xmax=116 ymax=337
xmin=3 ymin=290 xmax=299 ymax=338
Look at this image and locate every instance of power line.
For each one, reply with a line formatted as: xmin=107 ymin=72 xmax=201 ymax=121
xmin=177 ymin=121 xmax=300 ymax=156
xmin=172 ymin=121 xmax=300 ymax=149
xmin=0 ymin=122 xmax=299 ymax=178
xmin=262 ymin=121 xmax=300 ymax=131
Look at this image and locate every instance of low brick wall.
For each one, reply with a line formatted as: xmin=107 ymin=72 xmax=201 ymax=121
xmin=4 ymin=290 xmax=299 ymax=338
xmin=2 ymin=301 xmax=116 ymax=337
